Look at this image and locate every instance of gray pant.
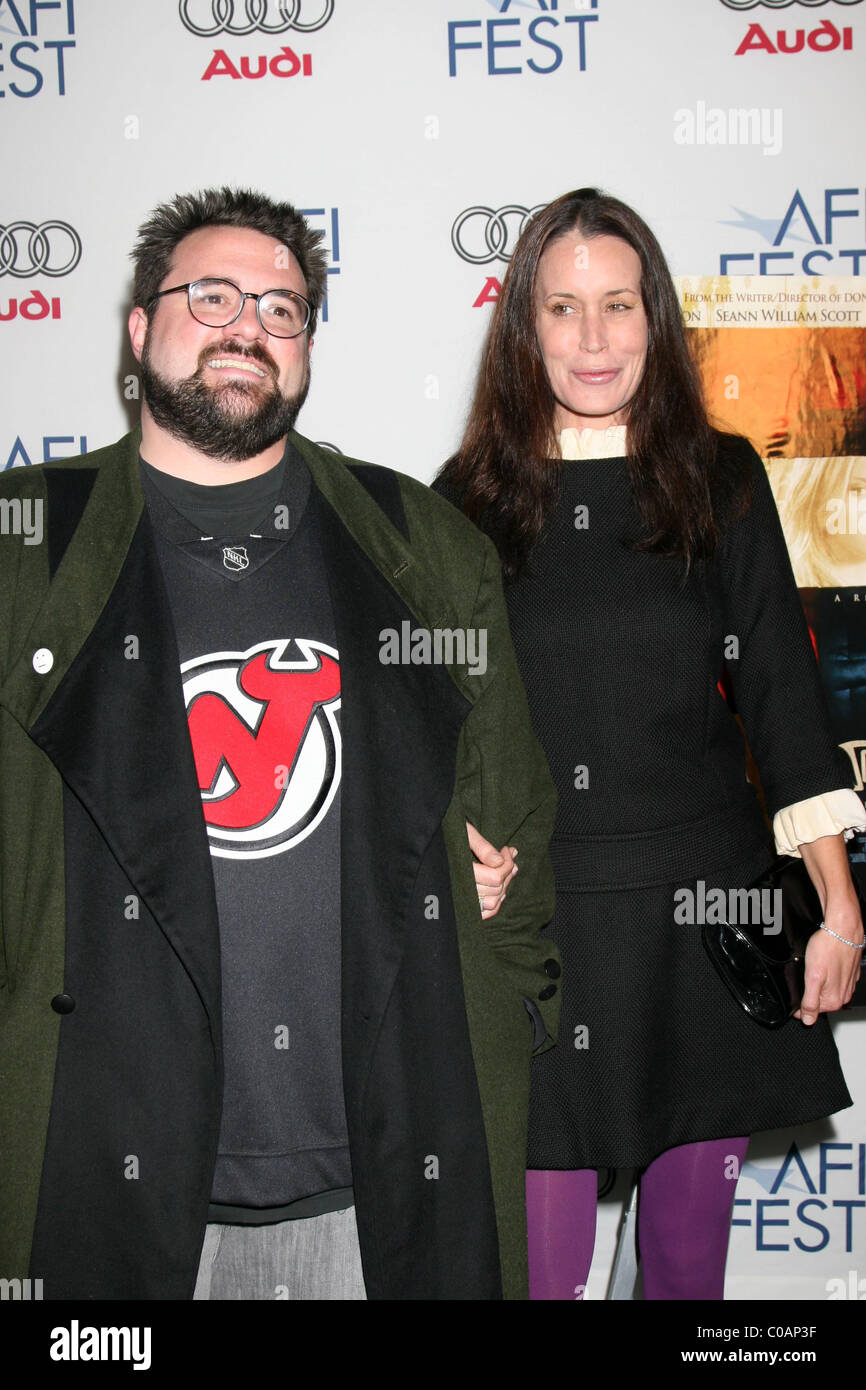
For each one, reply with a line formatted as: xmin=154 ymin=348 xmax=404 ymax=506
xmin=193 ymin=1206 xmax=367 ymax=1301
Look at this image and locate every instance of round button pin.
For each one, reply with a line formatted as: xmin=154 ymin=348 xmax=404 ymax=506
xmin=32 ymin=648 xmax=54 ymax=674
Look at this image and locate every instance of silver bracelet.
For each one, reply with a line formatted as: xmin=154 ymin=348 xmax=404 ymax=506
xmin=818 ymin=922 xmax=866 ymax=949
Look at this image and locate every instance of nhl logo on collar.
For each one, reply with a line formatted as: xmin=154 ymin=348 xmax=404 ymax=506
xmin=222 ymin=544 xmax=250 ymax=572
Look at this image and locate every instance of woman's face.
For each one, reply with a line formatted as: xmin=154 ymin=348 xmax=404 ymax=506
xmin=535 ymin=232 xmax=648 ymax=433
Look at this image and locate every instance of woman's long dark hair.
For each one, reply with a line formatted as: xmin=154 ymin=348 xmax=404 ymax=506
xmin=437 ymin=188 xmax=747 ymax=579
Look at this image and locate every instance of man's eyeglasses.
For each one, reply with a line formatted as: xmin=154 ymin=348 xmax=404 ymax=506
xmin=151 ymin=278 xmax=312 ymax=339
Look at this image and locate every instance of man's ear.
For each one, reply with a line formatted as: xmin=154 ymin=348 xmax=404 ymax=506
xmin=307 ymin=334 xmax=314 ymax=359
xmin=128 ymin=305 xmax=148 ymax=364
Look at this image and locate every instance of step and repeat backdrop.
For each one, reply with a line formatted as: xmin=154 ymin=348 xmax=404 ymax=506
xmin=3 ymin=0 xmax=865 ymax=1301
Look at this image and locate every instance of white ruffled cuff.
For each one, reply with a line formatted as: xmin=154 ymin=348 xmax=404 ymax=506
xmin=773 ymin=789 xmax=866 ymax=857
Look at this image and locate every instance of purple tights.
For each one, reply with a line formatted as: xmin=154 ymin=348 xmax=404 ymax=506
xmin=526 ymin=1136 xmax=749 ymax=1300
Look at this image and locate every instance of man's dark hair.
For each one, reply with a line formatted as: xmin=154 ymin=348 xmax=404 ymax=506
xmin=131 ymin=186 xmax=330 ymax=335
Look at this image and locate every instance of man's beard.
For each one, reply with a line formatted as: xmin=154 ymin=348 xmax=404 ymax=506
xmin=140 ymin=334 xmax=309 ymax=462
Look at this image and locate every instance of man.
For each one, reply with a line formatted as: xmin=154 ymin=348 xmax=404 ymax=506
xmin=0 ymin=188 xmax=559 ymax=1301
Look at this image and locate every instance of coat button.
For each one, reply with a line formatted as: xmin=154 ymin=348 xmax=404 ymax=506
xmin=50 ymin=993 xmax=75 ymax=1014
xmin=544 ymin=958 xmax=561 ymax=979
xmin=33 ymin=648 xmax=54 ymax=674
xmin=538 ymin=983 xmax=557 ymax=1002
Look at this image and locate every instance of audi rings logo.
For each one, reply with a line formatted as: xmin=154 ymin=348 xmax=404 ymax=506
xmin=720 ymin=1 xmax=861 ymax=10
xmin=0 ymin=222 xmax=82 ymax=278
xmin=179 ymin=0 xmax=334 ymax=34
xmin=451 ymin=205 xmax=545 ymax=265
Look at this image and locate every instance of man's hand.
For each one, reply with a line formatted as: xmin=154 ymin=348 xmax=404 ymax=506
xmin=466 ymin=820 xmax=518 ymax=919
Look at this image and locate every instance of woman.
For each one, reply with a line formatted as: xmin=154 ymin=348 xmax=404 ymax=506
xmin=442 ymin=189 xmax=866 ymax=1300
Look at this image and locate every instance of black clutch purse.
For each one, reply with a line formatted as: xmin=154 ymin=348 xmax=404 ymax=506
xmin=702 ymin=856 xmax=866 ymax=1029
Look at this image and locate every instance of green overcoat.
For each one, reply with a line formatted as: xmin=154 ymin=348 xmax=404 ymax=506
xmin=0 ymin=429 xmax=558 ymax=1299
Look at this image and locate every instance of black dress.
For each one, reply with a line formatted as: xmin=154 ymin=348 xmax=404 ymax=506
xmin=439 ymin=435 xmax=855 ymax=1170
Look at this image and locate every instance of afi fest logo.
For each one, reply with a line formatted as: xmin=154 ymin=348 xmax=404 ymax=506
xmin=0 ymin=220 xmax=81 ymax=326
xmin=179 ymin=0 xmax=334 ymax=82
xmin=451 ymin=203 xmax=544 ymax=306
xmin=182 ymin=638 xmax=341 ymax=860
xmin=448 ymin=0 xmax=600 ymax=77
xmin=717 ymin=184 xmax=866 ymax=274
xmin=0 ymin=0 xmax=77 ymax=98
xmin=3 ymin=432 xmax=87 ymax=470
xmin=731 ymin=1140 xmax=866 ymax=1254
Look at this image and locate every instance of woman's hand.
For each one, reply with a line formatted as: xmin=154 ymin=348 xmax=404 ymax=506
xmin=796 ymin=901 xmax=863 ymax=1024
xmin=795 ymin=835 xmax=864 ymax=1024
xmin=466 ymin=820 xmax=518 ymax=919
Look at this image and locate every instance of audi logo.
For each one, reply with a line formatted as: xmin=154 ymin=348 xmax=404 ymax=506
xmin=0 ymin=221 xmax=82 ymax=278
xmin=451 ymin=205 xmax=546 ymax=266
xmin=720 ymin=1 xmax=861 ymax=10
xmin=179 ymin=0 xmax=334 ymax=35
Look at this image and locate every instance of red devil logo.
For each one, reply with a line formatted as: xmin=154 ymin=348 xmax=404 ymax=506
xmin=181 ymin=639 xmax=341 ymax=859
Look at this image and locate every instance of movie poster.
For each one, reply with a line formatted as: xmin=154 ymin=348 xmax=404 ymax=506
xmin=680 ymin=276 xmax=866 ymax=862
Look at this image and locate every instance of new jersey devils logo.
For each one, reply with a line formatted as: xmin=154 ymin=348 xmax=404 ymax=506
xmin=181 ymin=638 xmax=341 ymax=859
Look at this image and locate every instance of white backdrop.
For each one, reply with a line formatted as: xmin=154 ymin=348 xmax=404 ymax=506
xmin=2 ymin=0 xmax=865 ymax=1300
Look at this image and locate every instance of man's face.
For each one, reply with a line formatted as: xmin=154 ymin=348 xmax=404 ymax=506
xmin=129 ymin=225 xmax=314 ymax=462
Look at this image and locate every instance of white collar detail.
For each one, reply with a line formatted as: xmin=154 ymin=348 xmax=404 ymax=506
xmin=558 ymin=426 xmax=627 ymax=460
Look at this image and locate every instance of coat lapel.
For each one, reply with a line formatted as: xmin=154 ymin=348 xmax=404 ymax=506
xmin=295 ymin=437 xmax=474 ymax=1112
xmin=0 ymin=433 xmax=222 ymax=1040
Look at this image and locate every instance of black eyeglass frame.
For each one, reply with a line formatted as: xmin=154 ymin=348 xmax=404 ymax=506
xmin=149 ymin=277 xmax=312 ymax=339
